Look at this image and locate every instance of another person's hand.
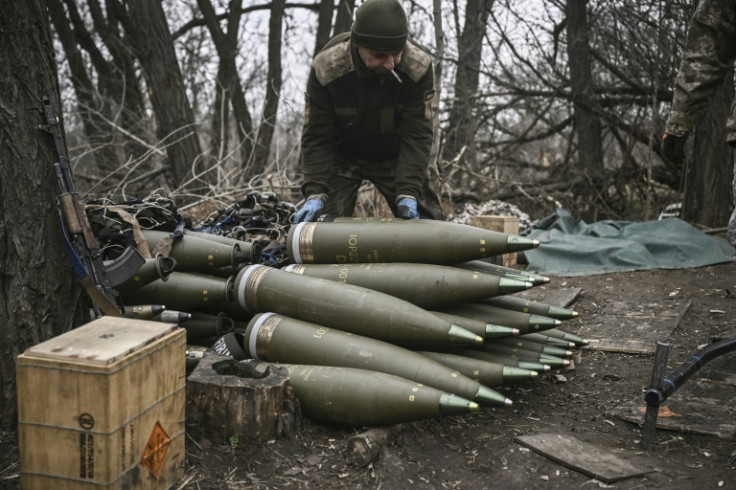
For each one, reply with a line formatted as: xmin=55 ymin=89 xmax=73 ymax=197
xmin=293 ymin=196 xmax=325 ymax=223
xmin=663 ymin=132 xmax=688 ymax=163
xmin=397 ymin=196 xmax=419 ymax=219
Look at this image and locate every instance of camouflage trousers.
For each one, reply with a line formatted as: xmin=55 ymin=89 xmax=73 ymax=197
xmin=320 ymin=154 xmax=445 ymax=220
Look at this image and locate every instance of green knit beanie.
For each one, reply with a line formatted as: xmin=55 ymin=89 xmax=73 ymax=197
xmin=351 ymin=0 xmax=408 ymax=52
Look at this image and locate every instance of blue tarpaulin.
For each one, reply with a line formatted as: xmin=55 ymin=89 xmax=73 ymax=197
xmin=520 ymin=208 xmax=736 ymax=277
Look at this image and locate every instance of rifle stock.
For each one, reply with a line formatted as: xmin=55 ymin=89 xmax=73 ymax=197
xmin=39 ymin=96 xmax=144 ymax=316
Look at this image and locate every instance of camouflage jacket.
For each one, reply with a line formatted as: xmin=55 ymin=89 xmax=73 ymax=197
xmin=666 ymin=0 xmax=736 ymax=142
xmin=300 ymin=32 xmax=436 ymax=199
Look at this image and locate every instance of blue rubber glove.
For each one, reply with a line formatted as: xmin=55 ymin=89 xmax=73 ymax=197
xmin=293 ymin=197 xmax=325 ymax=223
xmin=397 ymin=196 xmax=419 ymax=219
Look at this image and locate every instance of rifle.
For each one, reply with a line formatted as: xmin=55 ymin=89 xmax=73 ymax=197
xmin=39 ymin=97 xmax=144 ymax=317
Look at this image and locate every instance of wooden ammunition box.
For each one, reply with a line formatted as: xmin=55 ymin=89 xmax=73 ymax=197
xmin=16 ymin=317 xmax=186 ymax=489
xmin=470 ymin=215 xmax=520 ymax=267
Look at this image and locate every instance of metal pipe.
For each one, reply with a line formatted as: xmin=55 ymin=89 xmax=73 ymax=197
xmin=640 ymin=341 xmax=670 ymax=451
xmin=641 ymin=337 xmax=736 ymax=451
xmin=659 ymin=337 xmax=736 ymax=402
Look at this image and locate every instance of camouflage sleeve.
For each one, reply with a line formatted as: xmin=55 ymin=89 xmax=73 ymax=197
xmin=666 ymin=0 xmax=736 ymax=135
xmin=300 ymin=68 xmax=336 ymax=198
xmin=395 ymin=56 xmax=435 ymax=200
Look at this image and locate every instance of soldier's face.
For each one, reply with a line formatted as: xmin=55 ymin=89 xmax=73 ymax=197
xmin=357 ymin=46 xmax=403 ymax=75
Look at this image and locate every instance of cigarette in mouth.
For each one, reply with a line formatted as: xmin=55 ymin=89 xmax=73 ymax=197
xmin=390 ymin=69 xmax=402 ymax=83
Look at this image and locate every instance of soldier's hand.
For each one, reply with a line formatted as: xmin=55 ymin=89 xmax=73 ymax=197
xmin=397 ymin=196 xmax=419 ymax=219
xmin=663 ymin=132 xmax=688 ymax=163
xmin=293 ymin=196 xmax=325 ymax=223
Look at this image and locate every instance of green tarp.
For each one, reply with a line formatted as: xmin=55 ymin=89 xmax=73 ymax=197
xmin=520 ymin=208 xmax=736 ymax=277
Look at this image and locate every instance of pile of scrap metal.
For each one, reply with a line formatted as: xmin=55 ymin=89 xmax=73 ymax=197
xmin=87 ymin=192 xmax=293 ymax=268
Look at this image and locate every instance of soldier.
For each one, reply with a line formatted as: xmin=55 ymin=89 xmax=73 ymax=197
xmin=293 ymin=0 xmax=444 ymax=223
xmin=663 ymin=0 xmax=736 ymax=246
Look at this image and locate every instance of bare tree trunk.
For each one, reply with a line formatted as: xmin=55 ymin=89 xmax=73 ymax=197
xmin=210 ymin=63 xmax=233 ymax=164
xmin=87 ymin=0 xmax=150 ymax=160
xmin=246 ymin=0 xmax=285 ymax=180
xmin=333 ymin=0 xmax=356 ymax=36
xmin=109 ymin=0 xmax=203 ymax=191
xmin=55 ymin=0 xmax=150 ymax=173
xmin=443 ymin=0 xmax=493 ymax=191
xmin=47 ymin=0 xmax=122 ymax=174
xmin=431 ymin=0 xmax=446 ymax=210
xmin=0 ymin=0 xmax=85 ymax=432
xmin=314 ymin=0 xmax=335 ymax=55
xmin=684 ymin=70 xmax=735 ymax=227
xmin=198 ymin=0 xmax=255 ymax=175
xmin=565 ymin=0 xmax=604 ymax=176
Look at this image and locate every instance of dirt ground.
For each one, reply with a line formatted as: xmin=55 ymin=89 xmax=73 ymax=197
xmin=1 ymin=261 xmax=734 ymax=489
xmin=176 ymin=260 xmax=736 ymax=490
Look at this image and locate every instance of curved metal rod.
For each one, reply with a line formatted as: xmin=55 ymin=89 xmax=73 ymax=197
xmin=645 ymin=337 xmax=736 ymax=406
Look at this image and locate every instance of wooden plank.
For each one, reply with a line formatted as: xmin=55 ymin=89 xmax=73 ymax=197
xmin=584 ymin=339 xmax=654 ymax=355
xmin=22 ymin=316 xmax=177 ymax=365
xmin=600 ymin=299 xmax=691 ymax=318
xmin=696 ymin=351 xmax=736 ymax=386
xmin=579 ymin=299 xmax=691 ymax=354
xmin=515 ymin=433 xmax=653 ymax=483
xmin=610 ymin=393 xmax=736 ymax=439
xmin=710 ymin=329 xmax=736 ymax=343
xmin=513 ymin=287 xmax=582 ymax=308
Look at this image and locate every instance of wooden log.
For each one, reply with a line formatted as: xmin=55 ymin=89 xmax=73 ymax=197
xmin=346 ymin=425 xmax=404 ymax=467
xmin=186 ymin=352 xmax=301 ymax=444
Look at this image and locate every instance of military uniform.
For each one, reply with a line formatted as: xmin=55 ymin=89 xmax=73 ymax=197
xmin=665 ymin=0 xmax=736 ymax=245
xmin=300 ymin=32 xmax=444 ymax=219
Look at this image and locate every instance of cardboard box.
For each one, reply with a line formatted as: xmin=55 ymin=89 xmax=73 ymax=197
xmin=469 ymin=215 xmax=520 ymax=267
xmin=17 ymin=317 xmax=186 ymax=489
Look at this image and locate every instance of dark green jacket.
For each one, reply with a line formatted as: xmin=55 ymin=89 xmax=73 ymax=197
xmin=300 ymin=32 xmax=436 ymax=198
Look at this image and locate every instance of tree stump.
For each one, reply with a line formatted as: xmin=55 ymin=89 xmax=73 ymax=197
xmin=186 ymin=352 xmax=301 ymax=444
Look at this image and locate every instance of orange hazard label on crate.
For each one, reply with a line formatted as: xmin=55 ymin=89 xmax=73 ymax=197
xmin=141 ymin=421 xmax=172 ymax=479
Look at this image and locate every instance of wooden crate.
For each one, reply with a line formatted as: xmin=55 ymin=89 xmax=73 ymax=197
xmin=17 ymin=317 xmax=186 ymax=489
xmin=469 ymin=215 xmax=520 ymax=267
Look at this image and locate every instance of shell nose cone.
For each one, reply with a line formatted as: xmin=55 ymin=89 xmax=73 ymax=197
xmin=449 ymin=324 xmax=485 ymax=344
xmin=475 ymin=385 xmax=510 ymax=407
xmin=506 ymin=235 xmax=540 ymax=252
xmin=498 ymin=277 xmax=534 ymax=293
xmin=438 ymin=394 xmax=479 ymax=415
